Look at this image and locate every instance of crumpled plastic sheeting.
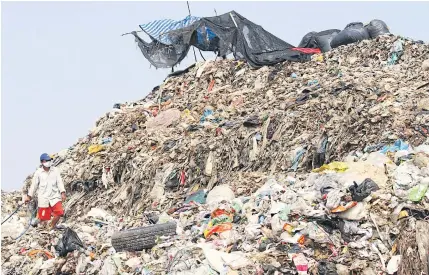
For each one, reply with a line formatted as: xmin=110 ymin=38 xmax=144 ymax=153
xmin=145 ymin=108 xmax=181 ymax=131
xmin=206 ymin=184 xmax=235 ymax=205
xmin=326 ymin=189 xmax=344 ymax=209
xmin=393 ymin=161 xmax=422 ymax=197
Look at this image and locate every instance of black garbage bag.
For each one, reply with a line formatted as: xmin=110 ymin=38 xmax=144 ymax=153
xmin=258 ymin=238 xmax=274 ymax=252
xmin=331 ymin=22 xmax=370 ymax=49
xmin=84 ymin=180 xmax=97 ymax=191
xmin=165 ymin=170 xmax=180 ymax=189
xmin=336 ymin=219 xmax=353 ymax=242
xmin=309 ymin=216 xmax=356 ymax=242
xmin=403 ymin=207 xmax=429 ymax=220
xmin=312 ymin=133 xmax=329 ymax=169
xmin=55 ymin=228 xmax=85 ymax=257
xmin=314 ymin=29 xmax=341 ymax=52
xmin=298 ymin=31 xmax=318 ymax=48
xmin=349 ymin=178 xmax=379 ymax=202
xmin=365 ymin=19 xmax=390 ymax=38
xmin=298 ymin=29 xmax=340 ymax=52
xmin=70 ymin=180 xmax=84 ymax=192
xmin=313 ymin=217 xmax=338 ymax=234
xmin=243 ymin=116 xmax=261 ymax=127
xmin=187 ymin=125 xmax=203 ymax=132
xmin=318 ymin=261 xmax=338 ymax=275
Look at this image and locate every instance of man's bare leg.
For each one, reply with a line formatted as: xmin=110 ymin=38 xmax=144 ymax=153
xmin=50 ymin=216 xmax=61 ymax=229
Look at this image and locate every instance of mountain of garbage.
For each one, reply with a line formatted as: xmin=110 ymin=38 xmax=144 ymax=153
xmin=2 ymin=34 xmax=429 ymax=275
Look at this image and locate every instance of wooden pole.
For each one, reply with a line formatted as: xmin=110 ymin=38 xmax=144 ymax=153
xmin=187 ymin=1 xmax=191 ymax=15
xmin=187 ymin=1 xmax=197 ymax=63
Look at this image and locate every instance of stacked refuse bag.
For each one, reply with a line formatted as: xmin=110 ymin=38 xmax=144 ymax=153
xmin=298 ymin=19 xmax=391 ymax=52
xmin=2 ymin=34 xmax=429 ymax=274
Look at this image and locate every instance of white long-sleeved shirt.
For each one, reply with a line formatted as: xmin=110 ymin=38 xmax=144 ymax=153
xmin=28 ymin=167 xmax=66 ymax=207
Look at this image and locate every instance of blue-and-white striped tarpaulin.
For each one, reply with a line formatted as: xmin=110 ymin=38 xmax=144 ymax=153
xmin=139 ymin=15 xmax=201 ymax=45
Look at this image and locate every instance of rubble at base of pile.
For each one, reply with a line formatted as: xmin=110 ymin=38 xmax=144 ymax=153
xmin=2 ymin=35 xmax=429 ymax=274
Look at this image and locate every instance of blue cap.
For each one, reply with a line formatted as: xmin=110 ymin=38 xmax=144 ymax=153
xmin=40 ymin=153 xmax=52 ymax=162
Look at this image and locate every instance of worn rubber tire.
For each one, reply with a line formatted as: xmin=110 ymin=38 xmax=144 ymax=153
xmin=111 ymin=222 xmax=177 ymax=252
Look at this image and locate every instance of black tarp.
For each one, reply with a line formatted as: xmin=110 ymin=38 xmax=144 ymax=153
xmin=365 ymin=19 xmax=390 ymax=38
xmin=330 ymin=22 xmax=371 ymax=49
xmin=298 ymin=29 xmax=341 ymax=52
xmin=132 ymin=11 xmax=312 ymax=69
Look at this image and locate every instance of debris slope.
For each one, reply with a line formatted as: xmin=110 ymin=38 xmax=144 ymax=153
xmin=2 ymin=34 xmax=429 ymax=275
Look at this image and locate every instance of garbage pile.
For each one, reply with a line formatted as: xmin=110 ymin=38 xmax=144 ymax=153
xmin=2 ymin=34 xmax=429 ymax=274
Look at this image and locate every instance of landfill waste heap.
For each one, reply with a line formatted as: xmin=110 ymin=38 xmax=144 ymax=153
xmin=2 ymin=34 xmax=429 ymax=275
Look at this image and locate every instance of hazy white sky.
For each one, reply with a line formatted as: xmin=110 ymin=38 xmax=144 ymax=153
xmin=2 ymin=1 xmax=429 ymax=191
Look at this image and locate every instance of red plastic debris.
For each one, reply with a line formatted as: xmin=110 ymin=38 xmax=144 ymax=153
xmin=208 ymin=79 xmax=215 ymax=92
xmin=292 ymin=47 xmax=322 ymax=54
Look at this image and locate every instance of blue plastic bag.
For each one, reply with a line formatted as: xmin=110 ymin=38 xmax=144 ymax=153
xmin=379 ymin=139 xmax=409 ymax=154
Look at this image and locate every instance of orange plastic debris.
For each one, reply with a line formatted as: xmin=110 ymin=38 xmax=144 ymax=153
xmin=283 ymin=223 xmax=294 ymax=233
xmin=27 ymin=249 xmax=54 ymax=259
xmin=331 ymin=201 xmax=358 ymax=213
xmin=204 ymin=223 xmax=233 ymax=238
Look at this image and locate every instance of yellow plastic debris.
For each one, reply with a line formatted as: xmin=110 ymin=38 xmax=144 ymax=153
xmin=88 ymin=145 xmax=104 ymax=155
xmin=398 ymin=210 xmax=409 ymax=219
xmin=235 ymin=61 xmax=244 ymax=69
xmin=312 ymin=162 xmax=349 ymax=173
xmin=391 ymin=243 xmax=397 ymax=254
xmin=181 ymin=109 xmax=191 ymax=118
xmin=181 ymin=109 xmax=195 ymax=122
xmin=190 ymin=184 xmax=200 ymax=192
xmin=314 ymin=54 xmax=324 ymax=62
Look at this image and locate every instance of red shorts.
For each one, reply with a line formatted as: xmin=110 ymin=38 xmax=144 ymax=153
xmin=38 ymin=202 xmax=64 ymax=221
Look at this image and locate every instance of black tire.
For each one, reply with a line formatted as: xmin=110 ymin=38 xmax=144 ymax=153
xmin=111 ymin=222 xmax=177 ymax=252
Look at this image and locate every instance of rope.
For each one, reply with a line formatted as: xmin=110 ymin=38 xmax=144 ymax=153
xmin=199 ymin=49 xmax=206 ymax=61
xmin=15 ymin=215 xmax=33 ymax=241
xmin=0 ymin=202 xmax=36 ymax=241
xmin=121 ymin=30 xmax=144 ymax=37
xmin=1 ymin=204 xmax=22 ymax=225
xmin=15 ymin=204 xmax=37 ymax=241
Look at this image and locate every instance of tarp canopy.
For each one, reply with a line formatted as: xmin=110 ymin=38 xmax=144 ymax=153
xmin=132 ymin=11 xmax=314 ymax=69
xmin=139 ymin=15 xmax=200 ymax=45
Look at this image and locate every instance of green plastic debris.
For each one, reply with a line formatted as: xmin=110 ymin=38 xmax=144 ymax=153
xmin=408 ymin=184 xmax=428 ymax=202
xmin=232 ymin=201 xmax=243 ymax=213
xmin=279 ymin=206 xmax=291 ymax=221
xmin=387 ymin=39 xmax=404 ymax=65
xmin=184 ymin=190 xmax=206 ymax=204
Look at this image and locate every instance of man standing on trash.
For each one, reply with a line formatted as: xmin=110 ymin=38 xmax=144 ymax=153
xmin=25 ymin=153 xmax=66 ymax=230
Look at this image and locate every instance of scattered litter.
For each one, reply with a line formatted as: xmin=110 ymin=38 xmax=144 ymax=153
xmin=386 ymin=255 xmax=401 ymax=274
xmin=2 ymin=27 xmax=429 ymax=274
